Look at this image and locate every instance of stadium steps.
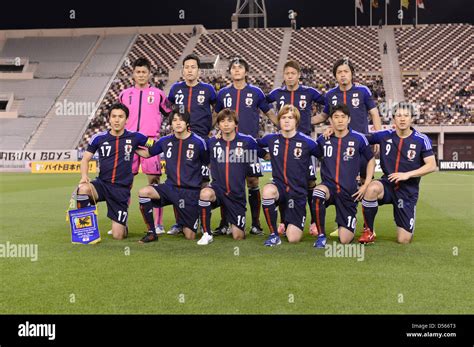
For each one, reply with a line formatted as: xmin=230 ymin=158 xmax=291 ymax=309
xmin=24 ymin=36 xmax=102 ymax=150
xmin=273 ymin=28 xmax=293 ymax=89
xmin=26 ymin=35 xmax=136 ymax=150
xmin=164 ymin=30 xmax=202 ymax=95
xmin=379 ymin=27 xmax=405 ymax=103
xmin=71 ymin=34 xmax=137 ymax=148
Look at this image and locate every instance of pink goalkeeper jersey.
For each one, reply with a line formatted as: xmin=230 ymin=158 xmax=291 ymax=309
xmin=119 ymin=85 xmax=171 ymax=137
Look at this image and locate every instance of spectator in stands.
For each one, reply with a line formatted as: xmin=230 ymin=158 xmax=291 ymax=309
xmin=289 ymin=11 xmax=298 ymax=30
xmin=383 ymin=42 xmax=387 ymax=54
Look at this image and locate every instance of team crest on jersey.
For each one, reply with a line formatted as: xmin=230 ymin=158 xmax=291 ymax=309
xmin=124 ymin=144 xmax=133 ymax=161
xmin=197 ymin=95 xmax=205 ymax=105
xmin=407 ymin=149 xmax=416 ymax=161
xmin=147 ymin=95 xmax=155 ymax=104
xmin=343 ymin=147 xmax=355 ymax=161
xmin=294 ymin=147 xmax=302 ymax=159
xmin=351 ymin=97 xmax=360 ymax=107
xmin=234 ymin=147 xmax=244 ymax=157
xmin=299 ymin=100 xmax=307 ymax=109
xmin=245 ymin=97 xmax=253 ymax=106
xmin=186 ymin=149 xmax=194 ymax=159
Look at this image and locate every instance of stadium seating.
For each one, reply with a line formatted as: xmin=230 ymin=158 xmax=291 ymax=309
xmin=5 ymin=24 xmax=470 ymax=151
xmin=194 ymin=28 xmax=284 ymax=89
xmin=0 ymin=36 xmax=98 ymax=63
xmin=395 ymin=24 xmax=473 ymax=125
xmin=0 ymin=118 xmax=41 ymax=149
xmin=127 ymin=33 xmax=191 ymax=73
xmin=403 ymin=72 xmax=473 ymax=125
xmin=0 ymin=36 xmax=99 ymax=149
xmin=288 ymin=27 xmax=381 ymax=73
xmin=394 ymin=24 xmax=473 ymax=71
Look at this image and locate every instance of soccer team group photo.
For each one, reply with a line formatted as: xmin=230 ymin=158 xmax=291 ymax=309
xmin=0 ymin=1 xmax=472 ymax=334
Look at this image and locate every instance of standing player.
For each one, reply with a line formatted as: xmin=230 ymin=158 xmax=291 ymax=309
xmin=257 ymin=105 xmax=321 ymax=246
xmin=198 ymin=108 xmax=267 ymax=245
xmin=119 ymin=57 xmax=171 ymax=235
xmin=168 ymin=54 xmax=217 ymax=138
xmin=267 ymin=60 xmax=326 ymax=235
xmin=311 ymin=104 xmax=375 ymax=247
xmin=215 ymin=57 xmax=278 ymax=236
xmin=167 ymin=54 xmax=217 ymax=236
xmin=77 ymin=103 xmax=154 ymax=240
xmin=358 ymin=102 xmax=436 ymax=244
xmin=312 ymin=58 xmax=382 ymax=238
xmin=135 ymin=109 xmax=208 ymax=243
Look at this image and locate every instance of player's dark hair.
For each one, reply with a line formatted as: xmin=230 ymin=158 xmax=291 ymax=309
xmin=392 ymin=102 xmax=416 ymax=118
xmin=169 ymin=105 xmax=191 ymax=126
xmin=108 ymin=103 xmax=129 ymax=119
xmin=216 ymin=108 xmax=238 ymax=125
xmin=183 ymin=54 xmax=201 ymax=68
xmin=132 ymin=57 xmax=151 ymax=71
xmin=228 ymin=56 xmax=249 ymax=73
xmin=329 ymin=104 xmax=351 ymax=118
xmin=332 ymin=58 xmax=355 ymax=78
xmin=284 ymin=60 xmax=301 ymax=73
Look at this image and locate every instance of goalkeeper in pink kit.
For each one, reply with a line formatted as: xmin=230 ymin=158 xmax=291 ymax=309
xmin=119 ymin=57 xmax=172 ymax=234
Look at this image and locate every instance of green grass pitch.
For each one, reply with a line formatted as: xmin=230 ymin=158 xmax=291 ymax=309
xmin=0 ymin=171 xmax=472 ymax=314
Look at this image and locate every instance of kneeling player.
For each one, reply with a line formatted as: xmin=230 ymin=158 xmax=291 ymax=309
xmin=198 ymin=108 xmax=267 ymax=245
xmin=77 ymin=103 xmax=154 ymax=240
xmin=136 ymin=109 xmax=208 ymax=242
xmin=311 ymin=104 xmax=375 ymax=247
xmin=358 ymin=102 xmax=436 ymax=244
xmin=258 ymin=105 xmax=321 ymax=246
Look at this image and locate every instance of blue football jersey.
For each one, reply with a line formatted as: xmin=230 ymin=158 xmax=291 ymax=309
xmin=149 ymin=133 xmax=209 ymax=189
xmin=316 ymin=129 xmax=374 ymax=195
xmin=267 ymin=85 xmax=325 ymax=135
xmin=258 ymin=132 xmax=321 ymax=196
xmin=215 ymin=84 xmax=271 ymax=138
xmin=367 ymin=128 xmax=434 ymax=193
xmin=208 ymin=133 xmax=266 ymax=199
xmin=87 ymin=130 xmax=151 ymax=186
xmin=323 ymin=84 xmax=377 ymax=133
xmin=168 ymin=81 xmax=217 ymax=138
